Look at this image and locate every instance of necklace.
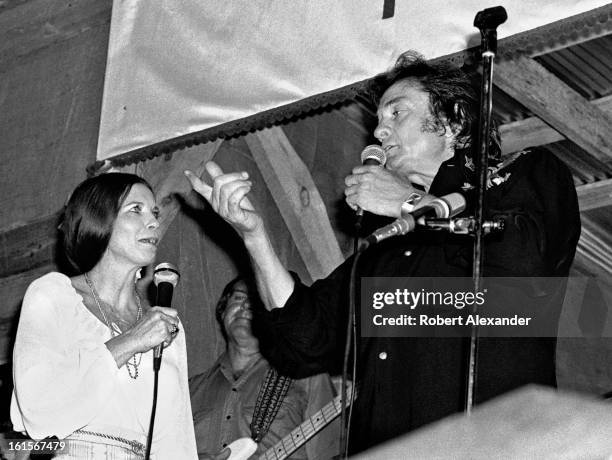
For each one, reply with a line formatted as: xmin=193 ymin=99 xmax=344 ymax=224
xmin=84 ymin=272 xmax=143 ymax=379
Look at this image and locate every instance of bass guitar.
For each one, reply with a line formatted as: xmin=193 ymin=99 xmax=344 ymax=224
xmin=226 ymin=383 xmax=355 ymax=460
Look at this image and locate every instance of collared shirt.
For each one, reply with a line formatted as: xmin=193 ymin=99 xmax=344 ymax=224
xmin=189 ymin=354 xmax=339 ymax=459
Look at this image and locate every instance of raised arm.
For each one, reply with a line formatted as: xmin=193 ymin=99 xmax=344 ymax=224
xmin=185 ymin=162 xmax=294 ymax=310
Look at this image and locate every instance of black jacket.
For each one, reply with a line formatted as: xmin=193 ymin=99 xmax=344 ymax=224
xmin=257 ymin=148 xmax=581 ymax=453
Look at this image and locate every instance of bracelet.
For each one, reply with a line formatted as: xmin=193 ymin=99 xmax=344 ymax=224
xmin=400 ymin=192 xmax=423 ymax=215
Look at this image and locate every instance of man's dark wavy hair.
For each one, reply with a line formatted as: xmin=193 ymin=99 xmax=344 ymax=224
xmin=215 ymin=275 xmax=264 ymax=340
xmin=59 ymin=173 xmax=153 ymax=274
xmin=370 ymin=51 xmax=501 ymax=160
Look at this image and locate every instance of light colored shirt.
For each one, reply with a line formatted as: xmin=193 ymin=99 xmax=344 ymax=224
xmin=189 ymin=354 xmax=340 ymax=459
xmin=10 ymin=272 xmax=198 ymax=459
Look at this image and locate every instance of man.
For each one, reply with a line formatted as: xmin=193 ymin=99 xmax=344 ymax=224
xmin=186 ymin=52 xmax=580 ymax=454
xmin=189 ymin=276 xmax=340 ymax=460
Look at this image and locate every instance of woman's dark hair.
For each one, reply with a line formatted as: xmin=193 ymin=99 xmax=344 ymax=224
xmin=60 ymin=173 xmax=152 ymax=274
xmin=370 ymin=51 xmax=501 ymax=159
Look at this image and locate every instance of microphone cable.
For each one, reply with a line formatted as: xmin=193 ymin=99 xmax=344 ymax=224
xmin=340 ymin=237 xmax=366 ymax=458
xmin=144 ymin=262 xmax=179 ymax=459
xmin=144 ymin=365 xmax=161 ymax=459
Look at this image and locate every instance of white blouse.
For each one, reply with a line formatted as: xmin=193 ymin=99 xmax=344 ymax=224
xmin=11 ymin=272 xmax=197 ymax=459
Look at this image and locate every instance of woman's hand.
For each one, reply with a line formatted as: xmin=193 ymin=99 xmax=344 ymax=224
xmin=106 ymin=307 xmax=180 ymax=367
xmin=185 ymin=162 xmax=264 ymax=240
xmin=127 ymin=306 xmax=180 ymax=353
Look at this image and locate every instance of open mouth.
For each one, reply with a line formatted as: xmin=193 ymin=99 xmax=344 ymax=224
xmin=138 ymin=237 xmax=159 ymax=246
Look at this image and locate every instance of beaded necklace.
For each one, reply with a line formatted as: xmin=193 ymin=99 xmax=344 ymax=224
xmin=84 ymin=272 xmax=143 ymax=379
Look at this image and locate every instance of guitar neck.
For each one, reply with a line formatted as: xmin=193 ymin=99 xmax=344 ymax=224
xmin=259 ymin=394 xmax=344 ymax=460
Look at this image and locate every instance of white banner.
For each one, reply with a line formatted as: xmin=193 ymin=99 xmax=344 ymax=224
xmin=97 ymin=0 xmax=609 ymax=160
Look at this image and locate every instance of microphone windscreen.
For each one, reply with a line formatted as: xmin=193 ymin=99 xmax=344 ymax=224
xmin=443 ymin=193 xmax=467 ymax=217
xmin=153 ymin=262 xmax=180 ymax=288
xmin=360 ymin=145 xmax=386 ymax=166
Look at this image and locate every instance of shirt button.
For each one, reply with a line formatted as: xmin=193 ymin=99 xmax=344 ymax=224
xmin=226 ymin=415 xmax=231 ymax=420
xmin=404 ymin=250 xmax=412 ymax=256
xmin=379 ymin=352 xmax=387 ymax=360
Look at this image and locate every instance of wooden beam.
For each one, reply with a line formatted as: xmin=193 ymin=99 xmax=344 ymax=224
xmin=576 ymin=178 xmax=612 ymax=212
xmin=575 ymin=216 xmax=612 ymax=279
xmin=495 ymin=56 xmax=612 ymax=163
xmin=245 ymin=127 xmax=344 ymax=281
xmin=0 ymin=212 xmax=61 ymax=278
xmin=501 ymin=95 xmax=612 ymax=155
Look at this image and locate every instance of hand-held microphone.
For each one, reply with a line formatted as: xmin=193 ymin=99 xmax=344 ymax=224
xmin=356 ymin=145 xmax=387 ymax=219
xmin=153 ymin=262 xmax=180 ymax=371
xmin=362 ymin=193 xmax=466 ymax=249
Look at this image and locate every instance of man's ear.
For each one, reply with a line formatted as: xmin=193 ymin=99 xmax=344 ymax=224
xmin=452 ymin=102 xmax=467 ymax=132
xmin=445 ymin=102 xmax=469 ymax=142
xmin=443 ymin=119 xmax=458 ymax=138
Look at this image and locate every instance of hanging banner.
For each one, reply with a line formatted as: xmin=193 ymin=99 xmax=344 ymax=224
xmin=97 ymin=0 xmax=609 ymax=161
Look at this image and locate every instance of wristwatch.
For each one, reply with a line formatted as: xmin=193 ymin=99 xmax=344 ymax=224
xmin=400 ymin=192 xmax=423 ymax=215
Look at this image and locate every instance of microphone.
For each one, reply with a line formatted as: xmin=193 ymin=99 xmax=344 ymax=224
xmin=360 ymin=144 xmax=387 ymax=169
xmin=355 ymin=145 xmax=387 ymax=222
xmin=362 ymin=193 xmax=466 ymax=248
xmin=153 ymin=262 xmax=180 ymax=371
xmin=355 ymin=144 xmax=387 ymax=232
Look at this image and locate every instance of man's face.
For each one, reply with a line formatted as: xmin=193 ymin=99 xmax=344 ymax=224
xmin=221 ymin=280 xmax=254 ymax=340
xmin=374 ymin=79 xmax=455 ymax=189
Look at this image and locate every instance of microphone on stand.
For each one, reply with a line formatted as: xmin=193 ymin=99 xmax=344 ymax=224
xmin=361 ymin=193 xmax=466 ymax=249
xmin=355 ymin=145 xmax=387 ymax=228
xmin=153 ymin=262 xmax=180 ymax=371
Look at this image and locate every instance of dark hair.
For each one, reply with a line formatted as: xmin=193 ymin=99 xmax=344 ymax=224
xmin=60 ymin=173 xmax=153 ymax=274
xmin=371 ymin=51 xmax=501 ymax=159
xmin=215 ymin=275 xmax=263 ymax=338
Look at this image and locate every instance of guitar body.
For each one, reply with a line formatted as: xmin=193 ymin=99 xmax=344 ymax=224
xmin=226 ymin=437 xmax=258 ymax=460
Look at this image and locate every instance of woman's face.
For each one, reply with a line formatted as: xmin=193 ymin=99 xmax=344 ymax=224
xmin=104 ymin=183 xmax=160 ymax=268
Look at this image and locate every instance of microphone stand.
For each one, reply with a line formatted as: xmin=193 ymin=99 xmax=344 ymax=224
xmin=466 ymin=6 xmax=507 ymax=414
xmin=340 ymin=215 xmax=366 ymax=457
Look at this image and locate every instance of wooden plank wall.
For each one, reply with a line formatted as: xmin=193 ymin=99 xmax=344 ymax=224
xmin=0 ymin=0 xmax=112 ymax=364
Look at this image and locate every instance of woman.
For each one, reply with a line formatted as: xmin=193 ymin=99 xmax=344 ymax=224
xmin=10 ymin=173 xmax=197 ymax=459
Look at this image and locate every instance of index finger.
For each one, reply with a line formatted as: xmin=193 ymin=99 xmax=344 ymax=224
xmin=150 ymin=306 xmax=179 ymax=319
xmin=204 ymin=161 xmax=225 ymax=179
xmin=352 ymin=165 xmax=385 ymax=175
xmin=184 ymin=170 xmax=213 ymax=201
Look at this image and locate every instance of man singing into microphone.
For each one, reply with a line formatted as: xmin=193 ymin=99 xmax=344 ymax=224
xmin=185 ymin=51 xmax=580 ymax=454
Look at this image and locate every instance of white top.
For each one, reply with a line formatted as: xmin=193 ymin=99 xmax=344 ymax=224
xmin=10 ymin=272 xmax=197 ymax=459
